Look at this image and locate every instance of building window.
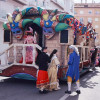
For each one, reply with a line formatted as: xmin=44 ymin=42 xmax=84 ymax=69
xmin=0 ymin=10 xmax=6 ymax=19
xmin=88 ymin=10 xmax=92 ymax=14
xmin=80 ymin=11 xmax=84 ymax=14
xmin=95 ymin=18 xmax=99 ymax=21
xmin=60 ymin=30 xmax=68 ymax=43
xmin=80 ymin=18 xmax=84 ymax=23
xmin=95 ymin=11 xmax=100 ymax=15
xmin=74 ymin=11 xmax=77 ymax=14
xmin=95 ymin=25 xmax=99 ymax=28
xmin=88 ymin=18 xmax=92 ymax=23
xmin=4 ymin=30 xmax=11 ymax=43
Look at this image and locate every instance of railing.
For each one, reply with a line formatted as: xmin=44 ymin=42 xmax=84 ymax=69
xmin=0 ymin=44 xmax=42 ymax=70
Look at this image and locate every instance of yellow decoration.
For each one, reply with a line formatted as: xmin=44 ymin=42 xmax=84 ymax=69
xmin=7 ymin=13 xmax=13 ymax=23
xmin=51 ymin=16 xmax=56 ymax=21
xmin=15 ymin=14 xmax=22 ymax=22
xmin=43 ymin=14 xmax=49 ymax=21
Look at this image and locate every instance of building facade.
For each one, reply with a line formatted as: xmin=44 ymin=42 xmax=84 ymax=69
xmin=0 ymin=0 xmax=27 ymax=52
xmin=74 ymin=3 xmax=100 ymax=46
xmin=27 ymin=0 xmax=74 ymax=15
xmin=0 ymin=0 xmax=27 ymax=64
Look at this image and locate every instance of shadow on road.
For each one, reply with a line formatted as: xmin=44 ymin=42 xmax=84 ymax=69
xmin=80 ymin=68 xmax=100 ymax=89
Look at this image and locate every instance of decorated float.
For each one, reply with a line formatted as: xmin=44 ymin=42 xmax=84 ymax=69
xmin=0 ymin=6 xmax=96 ymax=80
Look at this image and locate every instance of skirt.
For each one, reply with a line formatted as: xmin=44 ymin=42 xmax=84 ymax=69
xmin=36 ymin=70 xmax=49 ymax=88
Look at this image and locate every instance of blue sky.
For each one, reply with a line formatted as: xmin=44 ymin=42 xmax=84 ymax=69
xmin=74 ymin=0 xmax=100 ymax=3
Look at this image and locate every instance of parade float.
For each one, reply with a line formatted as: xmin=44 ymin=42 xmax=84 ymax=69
xmin=0 ymin=6 xmax=96 ymax=80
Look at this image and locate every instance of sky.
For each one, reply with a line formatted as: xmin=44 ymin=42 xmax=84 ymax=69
xmin=74 ymin=0 xmax=100 ymax=3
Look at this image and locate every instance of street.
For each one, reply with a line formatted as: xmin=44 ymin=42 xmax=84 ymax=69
xmin=0 ymin=67 xmax=100 ymax=100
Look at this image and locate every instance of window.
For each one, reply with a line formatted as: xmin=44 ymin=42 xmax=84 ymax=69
xmin=95 ymin=18 xmax=99 ymax=21
xmin=60 ymin=30 xmax=68 ymax=43
xmin=84 ymin=5 xmax=88 ymax=7
xmin=80 ymin=11 xmax=84 ymax=14
xmin=88 ymin=10 xmax=92 ymax=14
xmin=74 ymin=11 xmax=77 ymax=14
xmin=88 ymin=18 xmax=92 ymax=23
xmin=95 ymin=11 xmax=100 ymax=15
xmin=95 ymin=25 xmax=99 ymax=28
xmin=80 ymin=18 xmax=84 ymax=23
xmin=4 ymin=30 xmax=11 ymax=43
xmin=0 ymin=10 xmax=6 ymax=19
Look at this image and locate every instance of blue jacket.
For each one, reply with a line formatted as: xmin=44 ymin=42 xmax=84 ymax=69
xmin=66 ymin=51 xmax=80 ymax=82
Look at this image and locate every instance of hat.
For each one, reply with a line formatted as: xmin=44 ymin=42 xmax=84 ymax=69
xmin=25 ymin=27 xmax=33 ymax=34
xmin=42 ymin=47 xmax=47 ymax=51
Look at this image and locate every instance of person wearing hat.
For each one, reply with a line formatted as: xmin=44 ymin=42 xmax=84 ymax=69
xmin=24 ymin=27 xmax=37 ymax=64
xmin=65 ymin=45 xmax=81 ymax=94
xmin=36 ymin=47 xmax=57 ymax=93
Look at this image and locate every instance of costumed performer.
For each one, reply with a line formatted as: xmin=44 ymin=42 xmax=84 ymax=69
xmin=24 ymin=27 xmax=37 ymax=64
xmin=65 ymin=45 xmax=81 ymax=94
xmin=48 ymin=49 xmax=60 ymax=91
xmin=36 ymin=47 xmax=57 ymax=94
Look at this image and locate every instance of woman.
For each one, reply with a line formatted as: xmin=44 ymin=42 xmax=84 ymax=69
xmin=48 ymin=49 xmax=60 ymax=91
xmin=65 ymin=45 xmax=80 ymax=94
xmin=36 ymin=47 xmax=57 ymax=93
xmin=24 ymin=27 xmax=37 ymax=64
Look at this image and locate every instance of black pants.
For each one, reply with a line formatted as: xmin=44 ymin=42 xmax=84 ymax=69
xmin=99 ymin=61 xmax=100 ymax=67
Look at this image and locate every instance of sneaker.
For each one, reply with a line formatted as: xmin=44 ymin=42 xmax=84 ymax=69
xmin=76 ymin=90 xmax=81 ymax=94
xmin=65 ymin=90 xmax=71 ymax=94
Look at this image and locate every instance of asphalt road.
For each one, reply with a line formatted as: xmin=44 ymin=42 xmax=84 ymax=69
xmin=0 ymin=67 xmax=100 ymax=100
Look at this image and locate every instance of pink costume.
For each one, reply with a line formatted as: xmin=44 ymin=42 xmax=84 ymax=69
xmin=24 ymin=27 xmax=37 ymax=64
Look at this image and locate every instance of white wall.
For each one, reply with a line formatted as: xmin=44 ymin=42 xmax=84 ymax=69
xmin=26 ymin=0 xmax=74 ymax=15
xmin=0 ymin=0 xmax=27 ymax=65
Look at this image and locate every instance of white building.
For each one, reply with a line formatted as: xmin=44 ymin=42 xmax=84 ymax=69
xmin=27 ymin=0 xmax=74 ymax=15
xmin=0 ymin=0 xmax=27 ymax=51
xmin=0 ymin=0 xmax=27 ymax=64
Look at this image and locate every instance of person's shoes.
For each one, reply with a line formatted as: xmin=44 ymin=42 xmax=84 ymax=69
xmin=39 ymin=90 xmax=43 ymax=94
xmin=65 ymin=90 xmax=71 ymax=94
xmin=76 ymin=90 xmax=81 ymax=94
xmin=43 ymin=90 xmax=48 ymax=93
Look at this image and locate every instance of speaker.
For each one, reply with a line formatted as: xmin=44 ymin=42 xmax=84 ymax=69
xmin=4 ymin=30 xmax=11 ymax=43
xmin=60 ymin=30 xmax=68 ymax=43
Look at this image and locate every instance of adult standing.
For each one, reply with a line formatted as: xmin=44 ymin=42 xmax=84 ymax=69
xmin=48 ymin=49 xmax=60 ymax=91
xmin=36 ymin=47 xmax=56 ymax=93
xmin=65 ymin=45 xmax=80 ymax=94
xmin=91 ymin=48 xmax=98 ymax=70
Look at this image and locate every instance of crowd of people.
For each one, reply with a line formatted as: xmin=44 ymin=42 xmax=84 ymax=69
xmin=35 ymin=45 xmax=81 ymax=94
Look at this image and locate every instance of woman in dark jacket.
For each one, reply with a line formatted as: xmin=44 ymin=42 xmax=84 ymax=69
xmin=36 ymin=47 xmax=56 ymax=93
